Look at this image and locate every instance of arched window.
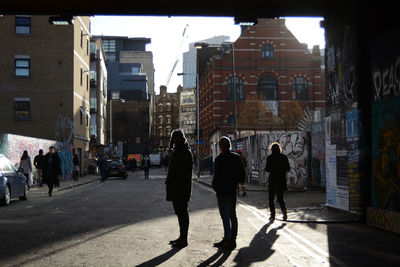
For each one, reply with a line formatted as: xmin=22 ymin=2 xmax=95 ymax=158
xmin=258 ymin=75 xmax=277 ymax=100
xmin=261 ymin=44 xmax=274 ymax=59
xmin=292 ymin=77 xmax=308 ymax=100
xmin=227 ymin=76 xmax=244 ymax=100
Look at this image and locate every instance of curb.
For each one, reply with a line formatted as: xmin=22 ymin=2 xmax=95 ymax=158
xmin=55 ymin=177 xmax=100 ymax=192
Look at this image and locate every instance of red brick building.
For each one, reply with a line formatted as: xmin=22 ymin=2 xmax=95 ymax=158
xmin=198 ymin=18 xmax=325 ymax=154
xmin=153 ymin=85 xmax=181 ymax=151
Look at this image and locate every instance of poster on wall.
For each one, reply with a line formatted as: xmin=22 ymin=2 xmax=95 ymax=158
xmin=370 ymin=26 xmax=400 ymax=214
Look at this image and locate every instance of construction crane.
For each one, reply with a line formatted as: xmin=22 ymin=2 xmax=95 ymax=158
xmin=164 ymin=24 xmax=189 ymax=87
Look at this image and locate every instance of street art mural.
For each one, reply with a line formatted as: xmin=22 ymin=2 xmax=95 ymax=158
xmin=55 ymin=115 xmax=74 ymax=181
xmin=368 ymin=26 xmax=400 ymax=233
xmin=246 ymin=131 xmax=308 ymax=190
xmin=311 ymin=121 xmax=326 ymax=187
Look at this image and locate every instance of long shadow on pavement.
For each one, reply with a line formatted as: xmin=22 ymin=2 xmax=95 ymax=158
xmin=135 ymin=247 xmax=183 ymax=267
xmin=233 ymin=221 xmax=286 ymax=266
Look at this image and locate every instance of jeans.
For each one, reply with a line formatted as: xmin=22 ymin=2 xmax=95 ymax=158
xmin=217 ymin=194 xmax=238 ymax=239
xmin=172 ymin=200 xmax=189 ymax=240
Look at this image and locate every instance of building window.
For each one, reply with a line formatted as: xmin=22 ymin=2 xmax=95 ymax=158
xmin=103 ymin=40 xmax=116 ymax=62
xmin=14 ymin=99 xmax=30 ymax=120
xmin=258 ymin=75 xmax=277 ymax=100
xmin=261 ymin=44 xmax=274 ymax=60
xmin=292 ymin=77 xmax=308 ymax=100
xmin=15 ymin=58 xmax=30 ymax=77
xmin=111 ymin=91 xmax=120 ymax=100
xmin=15 ymin=16 xmax=31 ymax=35
xmin=132 ymin=66 xmax=140 ymax=74
xmin=80 ymin=30 xmax=83 ymax=48
xmin=86 ymin=74 xmax=89 ymax=90
xmin=80 ymin=68 xmax=83 ymax=85
xmin=80 ymin=108 xmax=84 ymax=124
xmin=227 ymin=76 xmax=244 ymax=100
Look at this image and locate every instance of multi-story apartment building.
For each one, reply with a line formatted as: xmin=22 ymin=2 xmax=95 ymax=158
xmin=198 ymin=18 xmax=325 ymax=154
xmin=0 ymin=15 xmax=91 ymax=173
xmin=179 ymin=88 xmax=196 ymax=146
xmin=89 ymin=37 xmax=108 ymax=156
xmin=94 ymin=36 xmax=154 ymax=156
xmin=154 ymin=85 xmax=181 ymax=151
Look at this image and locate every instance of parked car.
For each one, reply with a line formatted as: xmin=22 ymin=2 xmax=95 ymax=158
xmin=105 ymin=160 xmax=128 ymax=179
xmin=0 ymin=154 xmax=29 ymax=206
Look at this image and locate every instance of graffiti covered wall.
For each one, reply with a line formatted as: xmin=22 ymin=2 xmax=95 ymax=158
xmin=243 ymin=131 xmax=309 ymax=190
xmin=311 ymin=121 xmax=326 ymax=187
xmin=324 ymin=17 xmax=367 ymax=213
xmin=368 ymin=26 xmax=400 ymax=233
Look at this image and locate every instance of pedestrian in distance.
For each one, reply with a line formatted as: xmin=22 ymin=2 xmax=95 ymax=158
xmin=265 ymin=142 xmax=290 ymax=221
xmin=19 ymin=150 xmax=33 ymax=188
xmin=42 ymin=146 xmax=62 ymax=197
xmin=73 ymin=154 xmax=80 ymax=181
xmin=142 ymin=155 xmax=150 ymax=180
xmin=212 ymin=136 xmax=245 ymax=251
xmin=34 ymin=149 xmax=45 ymax=187
xmin=166 ymin=129 xmax=193 ymax=248
xmin=97 ymin=153 xmax=106 ymax=182
xmin=163 ymin=153 xmax=170 ymax=173
xmin=132 ymin=157 xmax=137 ymax=174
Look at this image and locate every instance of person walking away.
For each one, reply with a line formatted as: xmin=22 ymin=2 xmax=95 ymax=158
xmin=42 ymin=146 xmax=62 ymax=196
xmin=132 ymin=157 xmax=137 ymax=174
xmin=236 ymin=149 xmax=248 ymax=196
xmin=97 ymin=153 xmax=106 ymax=182
xmin=165 ymin=129 xmax=193 ymax=248
xmin=142 ymin=156 xmax=150 ymax=180
xmin=20 ymin=150 xmax=33 ymax=188
xmin=34 ymin=149 xmax=45 ymax=187
xmin=73 ymin=154 xmax=80 ymax=181
xmin=212 ymin=137 xmax=245 ymax=250
xmin=163 ymin=154 xmax=170 ymax=173
xmin=265 ymin=142 xmax=290 ymax=221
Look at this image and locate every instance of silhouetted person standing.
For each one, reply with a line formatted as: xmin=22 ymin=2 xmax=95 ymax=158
xmin=42 ymin=146 xmax=61 ymax=197
xmin=212 ymin=136 xmax=245 ymax=250
xmin=34 ymin=149 xmax=45 ymax=187
xmin=265 ymin=142 xmax=290 ymax=221
xmin=165 ymin=129 xmax=193 ymax=248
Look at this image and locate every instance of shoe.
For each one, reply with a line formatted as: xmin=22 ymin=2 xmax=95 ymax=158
xmin=213 ymin=237 xmax=229 ymax=247
xmin=283 ymin=211 xmax=287 ymax=221
xmin=169 ymin=238 xmax=180 ymax=245
xmin=269 ymin=214 xmax=275 ymax=221
xmin=223 ymin=239 xmax=236 ymax=250
xmin=171 ymin=238 xmax=188 ymax=248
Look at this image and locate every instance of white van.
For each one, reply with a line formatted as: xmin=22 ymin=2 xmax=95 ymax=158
xmin=149 ymin=153 xmax=161 ymax=167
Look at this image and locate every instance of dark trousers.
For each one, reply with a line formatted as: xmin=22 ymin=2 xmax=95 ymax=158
xmin=172 ymin=200 xmax=189 ymax=240
xmin=144 ymin=168 xmax=149 ymax=179
xmin=217 ymin=194 xmax=238 ymax=239
xmin=268 ymin=186 xmax=286 ymax=216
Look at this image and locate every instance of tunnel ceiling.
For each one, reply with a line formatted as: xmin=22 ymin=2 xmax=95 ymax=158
xmin=1 ymin=0 xmax=352 ymax=17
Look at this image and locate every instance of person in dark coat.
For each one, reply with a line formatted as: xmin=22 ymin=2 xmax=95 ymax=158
xmin=34 ymin=149 xmax=45 ymax=187
xmin=265 ymin=142 xmax=290 ymax=221
xmin=73 ymin=154 xmax=80 ymax=181
xmin=97 ymin=153 xmax=106 ymax=182
xmin=165 ymin=129 xmax=193 ymax=248
xmin=212 ymin=136 xmax=245 ymax=250
xmin=42 ymin=146 xmax=62 ymax=197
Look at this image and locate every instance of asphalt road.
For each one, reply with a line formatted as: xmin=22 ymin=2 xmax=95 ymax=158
xmin=1 ymin=168 xmax=400 ymax=266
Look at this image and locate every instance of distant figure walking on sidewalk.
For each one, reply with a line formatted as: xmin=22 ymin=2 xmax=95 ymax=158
xmin=34 ymin=149 xmax=45 ymax=187
xmin=97 ymin=153 xmax=106 ymax=182
xmin=165 ymin=129 xmax=193 ymax=248
xmin=20 ymin=150 xmax=33 ymax=188
xmin=212 ymin=136 xmax=245 ymax=250
xmin=42 ymin=146 xmax=61 ymax=197
xmin=142 ymin=156 xmax=150 ymax=180
xmin=73 ymin=154 xmax=80 ymax=181
xmin=265 ymin=142 xmax=290 ymax=221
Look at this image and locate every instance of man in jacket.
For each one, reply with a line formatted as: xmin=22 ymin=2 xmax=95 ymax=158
xmin=42 ymin=146 xmax=62 ymax=197
xmin=212 ymin=136 xmax=245 ymax=250
xmin=265 ymin=142 xmax=290 ymax=221
xmin=165 ymin=129 xmax=193 ymax=248
xmin=34 ymin=149 xmax=45 ymax=187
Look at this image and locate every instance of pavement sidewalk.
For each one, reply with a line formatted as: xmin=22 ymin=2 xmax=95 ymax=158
xmin=195 ymin=174 xmax=361 ymax=223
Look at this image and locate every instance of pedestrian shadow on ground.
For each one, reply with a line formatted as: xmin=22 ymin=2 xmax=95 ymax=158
xmin=197 ymin=249 xmax=232 ymax=267
xmin=233 ymin=221 xmax=286 ymax=266
xmin=135 ymin=247 xmax=182 ymax=267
